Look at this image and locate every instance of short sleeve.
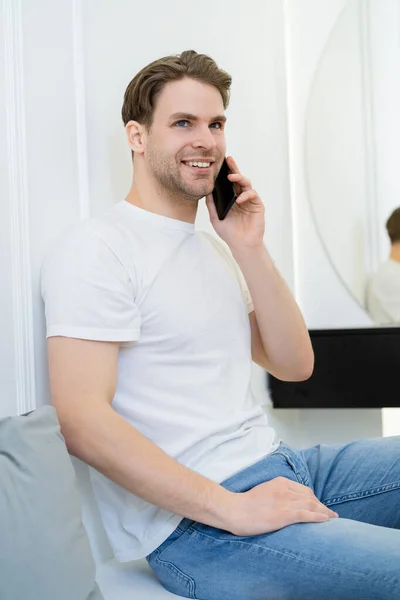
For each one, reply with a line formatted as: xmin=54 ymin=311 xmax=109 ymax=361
xmin=200 ymin=232 xmax=254 ymax=314
xmin=41 ymin=227 xmax=141 ymax=343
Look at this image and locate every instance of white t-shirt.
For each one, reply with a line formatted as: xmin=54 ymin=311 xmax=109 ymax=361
xmin=41 ymin=200 xmax=277 ymax=561
xmin=365 ymin=259 xmax=400 ymax=325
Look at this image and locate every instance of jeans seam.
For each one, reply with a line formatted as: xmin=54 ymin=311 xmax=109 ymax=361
xmin=276 ymin=449 xmax=310 ymax=486
xmin=154 ymin=549 xmax=197 ymax=598
xmin=322 ymin=481 xmax=400 ymax=505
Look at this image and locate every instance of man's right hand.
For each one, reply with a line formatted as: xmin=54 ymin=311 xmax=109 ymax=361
xmin=225 ymin=476 xmax=338 ymax=537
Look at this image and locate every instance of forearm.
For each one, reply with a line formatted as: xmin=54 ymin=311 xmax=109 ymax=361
xmin=232 ymin=244 xmax=314 ymax=380
xmin=61 ymin=402 xmax=237 ymax=529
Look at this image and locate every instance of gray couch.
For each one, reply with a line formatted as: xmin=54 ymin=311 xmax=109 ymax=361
xmin=0 ymin=406 xmax=180 ymax=600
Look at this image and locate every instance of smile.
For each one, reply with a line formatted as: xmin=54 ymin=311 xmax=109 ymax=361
xmin=181 ymin=161 xmax=214 ymax=173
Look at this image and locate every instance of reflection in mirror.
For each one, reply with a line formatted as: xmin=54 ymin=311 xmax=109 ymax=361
xmin=304 ymin=0 xmax=400 ymax=325
xmin=365 ymin=208 xmax=400 ymax=324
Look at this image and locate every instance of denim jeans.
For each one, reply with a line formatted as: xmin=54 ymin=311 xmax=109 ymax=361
xmin=146 ymin=436 xmax=400 ymax=599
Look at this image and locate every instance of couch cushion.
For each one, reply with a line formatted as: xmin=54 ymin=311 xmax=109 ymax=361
xmin=0 ymin=406 xmax=104 ymax=600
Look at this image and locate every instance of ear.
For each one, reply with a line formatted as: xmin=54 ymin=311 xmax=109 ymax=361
xmin=125 ymin=120 xmax=146 ymax=154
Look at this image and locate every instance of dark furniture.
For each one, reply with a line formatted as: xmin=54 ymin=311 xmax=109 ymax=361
xmin=267 ymin=327 xmax=400 ymax=408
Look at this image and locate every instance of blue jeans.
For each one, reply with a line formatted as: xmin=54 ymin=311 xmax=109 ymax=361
xmin=147 ymin=436 xmax=400 ymax=599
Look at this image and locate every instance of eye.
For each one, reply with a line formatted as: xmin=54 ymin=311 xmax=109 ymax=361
xmin=174 ymin=120 xmax=190 ymax=127
xmin=210 ymin=122 xmax=223 ymax=130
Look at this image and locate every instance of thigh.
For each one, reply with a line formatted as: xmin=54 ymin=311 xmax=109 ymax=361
xmin=148 ymin=449 xmax=400 ymax=599
xmin=162 ymin=518 xmax=400 ymax=600
xmin=300 ymin=436 xmax=400 ymax=528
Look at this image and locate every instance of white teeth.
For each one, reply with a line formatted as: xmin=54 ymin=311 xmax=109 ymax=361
xmin=186 ymin=161 xmax=211 ymax=168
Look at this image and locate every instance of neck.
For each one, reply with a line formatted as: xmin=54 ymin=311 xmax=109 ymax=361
xmin=390 ymin=243 xmax=400 ymax=263
xmin=125 ymin=167 xmax=199 ymax=224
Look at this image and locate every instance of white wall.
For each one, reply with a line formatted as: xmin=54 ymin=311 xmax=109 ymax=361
xmin=0 ymin=0 xmax=303 ymax=444
xmin=296 ymin=0 xmax=400 ymax=305
xmin=283 ymin=0 xmax=382 ymax=443
xmin=1 ymin=0 xmax=391 ymax=446
xmin=369 ymin=0 xmax=400 ymax=261
xmin=303 ymin=0 xmax=371 ymax=307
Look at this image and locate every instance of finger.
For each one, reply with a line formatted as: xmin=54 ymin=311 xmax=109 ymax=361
xmin=304 ymin=500 xmax=338 ymax=518
xmin=228 ymin=172 xmax=253 ymax=192
xmin=318 ymin=502 xmax=339 ymax=518
xmin=286 ymin=482 xmax=339 ymax=518
xmin=322 ymin=504 xmax=339 ymax=519
xmin=226 ymin=155 xmax=240 ymax=174
xmin=292 ymin=509 xmax=333 ymax=524
xmin=236 ymin=190 xmax=258 ymax=204
xmin=277 ymin=509 xmax=330 ymax=530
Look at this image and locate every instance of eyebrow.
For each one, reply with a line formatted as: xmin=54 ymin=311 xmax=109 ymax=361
xmin=169 ymin=112 xmax=227 ymax=124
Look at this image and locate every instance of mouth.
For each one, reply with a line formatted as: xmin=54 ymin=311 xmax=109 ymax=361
xmin=181 ymin=160 xmax=215 ymax=174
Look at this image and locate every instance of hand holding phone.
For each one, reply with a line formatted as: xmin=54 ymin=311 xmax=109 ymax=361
xmin=212 ymin=158 xmax=237 ymax=220
xmin=207 ymin=156 xmax=265 ymax=250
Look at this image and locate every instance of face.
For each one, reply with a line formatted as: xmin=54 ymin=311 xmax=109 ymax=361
xmin=143 ymin=78 xmax=226 ymax=201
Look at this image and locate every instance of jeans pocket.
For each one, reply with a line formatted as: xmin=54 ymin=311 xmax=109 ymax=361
xmin=277 ymin=444 xmax=311 ymax=487
xmin=146 ymin=526 xmax=182 ymax=563
xmin=147 ymin=527 xmax=197 ymax=599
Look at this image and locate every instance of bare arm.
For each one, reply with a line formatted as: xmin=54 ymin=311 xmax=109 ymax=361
xmin=48 ymin=336 xmax=235 ymax=529
xmin=205 ymin=156 xmax=314 ymax=382
xmin=233 ymin=246 xmax=314 ymax=381
xmin=48 ymin=336 xmax=336 ymax=535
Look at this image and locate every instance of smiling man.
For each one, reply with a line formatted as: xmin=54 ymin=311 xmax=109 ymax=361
xmin=42 ymin=51 xmax=400 ymax=599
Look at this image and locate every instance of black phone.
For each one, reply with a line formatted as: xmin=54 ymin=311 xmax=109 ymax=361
xmin=212 ymin=158 xmax=237 ymax=220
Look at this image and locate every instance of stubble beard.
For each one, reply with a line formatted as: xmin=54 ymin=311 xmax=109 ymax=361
xmin=147 ymin=144 xmax=215 ymax=204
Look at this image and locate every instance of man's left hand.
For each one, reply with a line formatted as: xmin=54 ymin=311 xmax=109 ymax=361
xmin=205 ymin=156 xmax=265 ymax=253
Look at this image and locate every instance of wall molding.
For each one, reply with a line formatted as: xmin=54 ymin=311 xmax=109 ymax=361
xmin=282 ymin=0 xmax=298 ymax=300
xmin=72 ymin=0 xmax=91 ymax=220
xmin=359 ymin=0 xmax=380 ymax=274
xmin=4 ymin=0 xmax=36 ymax=414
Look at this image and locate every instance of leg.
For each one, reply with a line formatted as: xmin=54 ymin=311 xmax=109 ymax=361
xmin=300 ymin=436 xmax=400 ymax=528
xmin=147 ymin=447 xmax=400 ymax=599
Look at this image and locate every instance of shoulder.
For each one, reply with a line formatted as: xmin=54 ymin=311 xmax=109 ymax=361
xmin=41 ymin=219 xmax=118 ymax=275
xmin=373 ymin=261 xmax=400 ymax=283
xmin=41 ymin=206 xmax=141 ymax=300
xmin=368 ymin=261 xmax=400 ymax=299
xmin=43 ymin=202 xmax=142 ymax=274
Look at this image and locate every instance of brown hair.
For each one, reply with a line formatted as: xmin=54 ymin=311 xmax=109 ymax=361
xmin=386 ymin=207 xmax=400 ymax=244
xmin=121 ymin=50 xmax=232 ymax=129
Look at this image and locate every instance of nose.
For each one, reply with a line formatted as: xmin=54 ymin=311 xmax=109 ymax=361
xmin=191 ymin=125 xmax=218 ymax=150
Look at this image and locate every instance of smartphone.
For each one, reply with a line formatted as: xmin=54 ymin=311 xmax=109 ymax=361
xmin=212 ymin=158 xmax=237 ymax=220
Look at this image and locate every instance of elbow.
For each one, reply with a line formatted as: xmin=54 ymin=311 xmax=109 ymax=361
xmin=290 ymin=352 xmax=314 ymax=382
xmin=289 ymin=362 xmax=314 ymax=382
xmin=278 ymin=352 xmax=314 ymax=382
xmin=51 ymin=402 xmax=89 ymax=458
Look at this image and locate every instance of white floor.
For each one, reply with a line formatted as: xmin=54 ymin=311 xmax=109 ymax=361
xmin=382 ymin=408 xmax=400 ymax=437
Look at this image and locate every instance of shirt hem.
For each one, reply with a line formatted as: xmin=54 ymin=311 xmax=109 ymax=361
xmin=111 ymin=515 xmax=184 ymax=563
xmin=46 ymin=325 xmax=140 ymax=342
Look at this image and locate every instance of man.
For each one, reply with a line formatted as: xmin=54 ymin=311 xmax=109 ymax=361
xmin=366 ymin=207 xmax=400 ymax=324
xmin=42 ymin=51 xmax=400 ymax=599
